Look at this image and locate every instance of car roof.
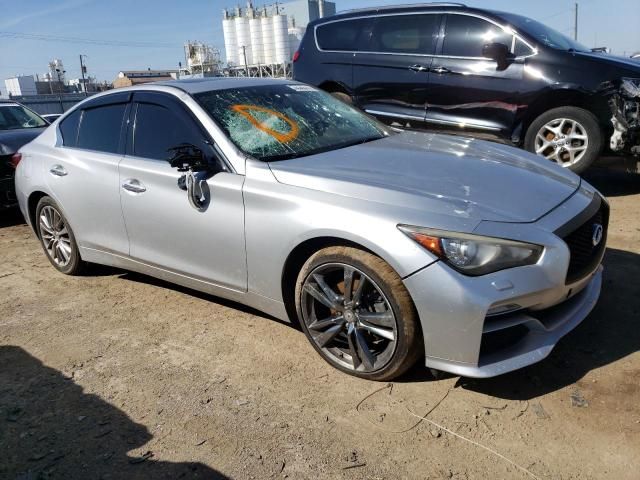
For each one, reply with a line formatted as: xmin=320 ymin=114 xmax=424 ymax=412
xmin=153 ymin=77 xmax=296 ymax=95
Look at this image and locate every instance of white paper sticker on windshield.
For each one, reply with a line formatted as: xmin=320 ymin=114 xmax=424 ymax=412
xmin=287 ymin=84 xmax=316 ymax=92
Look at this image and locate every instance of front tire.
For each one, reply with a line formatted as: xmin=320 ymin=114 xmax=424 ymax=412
xmin=524 ymin=106 xmax=603 ymax=174
xmin=35 ymin=197 xmax=85 ymax=275
xmin=295 ymin=246 xmax=422 ymax=381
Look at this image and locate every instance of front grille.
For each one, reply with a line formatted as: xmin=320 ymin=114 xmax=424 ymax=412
xmin=563 ymin=201 xmax=609 ymax=284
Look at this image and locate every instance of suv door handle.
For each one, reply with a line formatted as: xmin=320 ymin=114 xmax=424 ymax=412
xmin=408 ymin=64 xmax=429 ymax=72
xmin=49 ymin=165 xmax=67 ymax=177
xmin=430 ymin=66 xmax=451 ymax=74
xmin=122 ymin=179 xmax=147 ymax=194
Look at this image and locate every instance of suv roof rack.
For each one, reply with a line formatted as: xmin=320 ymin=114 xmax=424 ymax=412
xmin=338 ymin=3 xmax=466 ymax=15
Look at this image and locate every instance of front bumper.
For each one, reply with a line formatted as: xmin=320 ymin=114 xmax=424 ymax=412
xmin=403 ymin=184 xmax=605 ymax=378
xmin=420 ymin=267 xmax=601 ymax=378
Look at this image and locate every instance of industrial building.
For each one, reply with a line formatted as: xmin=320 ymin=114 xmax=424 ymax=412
xmin=112 ymin=69 xmax=179 ymax=88
xmin=221 ymin=0 xmax=334 ymax=77
xmin=4 ymin=76 xmax=38 ymax=96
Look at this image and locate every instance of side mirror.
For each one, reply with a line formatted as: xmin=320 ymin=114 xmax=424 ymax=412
xmin=482 ymin=42 xmax=513 ymax=67
xmin=168 ymin=143 xmax=212 ymax=172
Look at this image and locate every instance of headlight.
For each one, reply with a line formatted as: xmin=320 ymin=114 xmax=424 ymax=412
xmin=398 ymin=225 xmax=543 ymax=276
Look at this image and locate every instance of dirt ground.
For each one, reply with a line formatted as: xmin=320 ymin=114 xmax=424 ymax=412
xmin=1 ymin=167 xmax=639 ymax=480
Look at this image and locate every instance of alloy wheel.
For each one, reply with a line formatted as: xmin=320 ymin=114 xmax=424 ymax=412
xmin=534 ymin=118 xmax=589 ymax=167
xmin=39 ymin=205 xmax=73 ymax=267
xmin=300 ymin=263 xmax=398 ymax=372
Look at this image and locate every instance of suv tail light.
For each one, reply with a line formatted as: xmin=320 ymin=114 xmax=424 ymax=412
xmin=292 ymin=50 xmax=300 ymax=63
xmin=10 ymin=153 xmax=22 ymax=169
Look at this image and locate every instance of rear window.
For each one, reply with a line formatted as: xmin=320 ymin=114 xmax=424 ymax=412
xmin=77 ymin=104 xmax=126 ymax=154
xmin=315 ymin=18 xmax=371 ymax=51
xmin=59 ymin=110 xmax=81 ymax=147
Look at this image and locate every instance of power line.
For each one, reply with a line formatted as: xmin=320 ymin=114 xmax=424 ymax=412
xmin=0 ymin=31 xmax=177 ymax=49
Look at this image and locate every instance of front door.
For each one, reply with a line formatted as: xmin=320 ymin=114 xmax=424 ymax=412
xmin=425 ymin=13 xmax=531 ymax=136
xmin=118 ymin=92 xmax=247 ymax=291
xmin=353 ymin=13 xmax=441 ymax=123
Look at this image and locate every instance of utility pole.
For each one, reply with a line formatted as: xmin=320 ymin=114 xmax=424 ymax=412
xmin=574 ymin=2 xmax=579 ymax=41
xmin=79 ymin=54 xmax=88 ymax=96
xmin=242 ymin=45 xmax=249 ymax=77
xmin=55 ymin=68 xmax=65 ymax=113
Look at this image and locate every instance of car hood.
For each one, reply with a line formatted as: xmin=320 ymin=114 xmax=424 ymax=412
xmin=269 ymin=131 xmax=580 ymax=223
xmin=573 ymin=52 xmax=640 ymax=74
xmin=0 ymin=127 xmax=46 ymax=156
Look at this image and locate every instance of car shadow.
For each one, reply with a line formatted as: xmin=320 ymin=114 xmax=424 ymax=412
xmin=415 ymin=247 xmax=640 ymax=399
xmin=118 ymin=270 xmax=299 ymax=330
xmin=0 ymin=207 xmax=25 ymax=228
xmin=585 ymin=164 xmax=640 ymax=197
xmin=0 ymin=345 xmax=229 ymax=479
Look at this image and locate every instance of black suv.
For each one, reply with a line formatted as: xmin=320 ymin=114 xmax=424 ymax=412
xmin=293 ymin=3 xmax=640 ymax=173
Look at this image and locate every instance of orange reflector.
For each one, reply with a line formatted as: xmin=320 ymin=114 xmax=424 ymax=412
xmin=411 ymin=233 xmax=443 ymax=257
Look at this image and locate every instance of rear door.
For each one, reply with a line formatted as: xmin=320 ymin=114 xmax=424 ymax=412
xmin=47 ymin=93 xmax=130 ymax=254
xmin=353 ymin=13 xmax=441 ymax=123
xmin=424 ymin=13 xmax=531 ymax=134
xmin=118 ymin=91 xmax=247 ymax=291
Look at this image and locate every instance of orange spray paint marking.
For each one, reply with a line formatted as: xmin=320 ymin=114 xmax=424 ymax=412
xmin=230 ymin=104 xmax=300 ymax=143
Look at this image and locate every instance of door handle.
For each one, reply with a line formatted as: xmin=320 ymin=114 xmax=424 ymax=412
xmin=122 ymin=179 xmax=147 ymax=194
xmin=49 ymin=165 xmax=67 ymax=177
xmin=430 ymin=66 xmax=451 ymax=74
xmin=408 ymin=64 xmax=429 ymax=72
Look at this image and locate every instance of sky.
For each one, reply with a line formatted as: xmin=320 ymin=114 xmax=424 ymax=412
xmin=0 ymin=0 xmax=639 ymax=88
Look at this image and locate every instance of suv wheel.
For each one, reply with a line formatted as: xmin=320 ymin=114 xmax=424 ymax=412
xmin=525 ymin=106 xmax=603 ymax=174
xmin=295 ymin=246 xmax=422 ymax=381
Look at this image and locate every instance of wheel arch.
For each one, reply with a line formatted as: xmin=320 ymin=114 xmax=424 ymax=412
xmin=27 ymin=190 xmax=49 ymax=237
xmin=280 ymin=236 xmax=378 ymax=324
xmin=318 ymin=80 xmax=352 ymax=96
xmin=520 ymin=87 xmax=610 ymax=143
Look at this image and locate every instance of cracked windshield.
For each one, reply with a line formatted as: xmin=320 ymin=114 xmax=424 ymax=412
xmin=195 ymin=84 xmax=391 ymax=161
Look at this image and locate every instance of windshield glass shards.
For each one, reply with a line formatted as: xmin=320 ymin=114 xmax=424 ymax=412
xmin=195 ymin=84 xmax=391 ymax=161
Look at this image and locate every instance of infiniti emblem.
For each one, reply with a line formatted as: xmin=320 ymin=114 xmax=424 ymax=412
xmin=592 ymin=223 xmax=603 ymax=247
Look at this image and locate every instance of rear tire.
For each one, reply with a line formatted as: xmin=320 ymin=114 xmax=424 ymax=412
xmin=35 ymin=196 xmax=85 ymax=275
xmin=329 ymin=91 xmax=353 ymax=105
xmin=524 ymin=106 xmax=603 ymax=174
xmin=295 ymin=246 xmax=422 ymax=381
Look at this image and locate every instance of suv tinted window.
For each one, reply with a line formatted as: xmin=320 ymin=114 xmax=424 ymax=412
xmin=59 ymin=110 xmax=81 ymax=147
xmin=443 ymin=14 xmax=513 ymax=57
xmin=77 ymin=104 xmax=126 ymax=153
xmin=514 ymin=38 xmax=534 ymax=57
xmin=133 ymin=103 xmax=204 ymax=161
xmin=316 ymin=18 xmax=370 ymax=51
xmin=370 ymin=14 xmax=440 ymax=54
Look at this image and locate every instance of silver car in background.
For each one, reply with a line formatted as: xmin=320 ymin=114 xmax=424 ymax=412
xmin=14 ymin=78 xmax=608 ymax=380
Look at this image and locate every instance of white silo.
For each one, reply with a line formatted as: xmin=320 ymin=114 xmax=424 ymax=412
xmin=288 ymin=26 xmax=305 ymax=55
xmin=261 ymin=14 xmax=275 ymax=64
xmin=222 ymin=9 xmax=238 ymax=65
xmin=273 ymin=14 xmax=290 ymax=63
xmin=235 ymin=14 xmax=252 ymax=66
xmin=249 ymin=17 xmax=263 ymax=65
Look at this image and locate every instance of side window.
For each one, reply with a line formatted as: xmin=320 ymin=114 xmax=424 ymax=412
xmin=132 ymin=102 xmax=204 ymax=161
xmin=315 ymin=18 xmax=371 ymax=51
xmin=370 ymin=14 xmax=440 ymax=54
xmin=77 ymin=104 xmax=126 ymax=154
xmin=514 ymin=38 xmax=534 ymax=57
xmin=443 ymin=14 xmax=513 ymax=57
xmin=59 ymin=110 xmax=81 ymax=147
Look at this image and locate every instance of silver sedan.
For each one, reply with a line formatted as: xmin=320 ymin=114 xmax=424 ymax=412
xmin=14 ymin=78 xmax=608 ymax=380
